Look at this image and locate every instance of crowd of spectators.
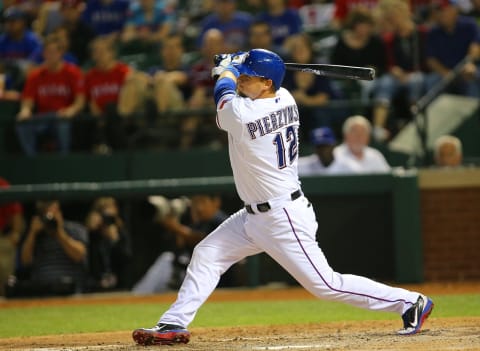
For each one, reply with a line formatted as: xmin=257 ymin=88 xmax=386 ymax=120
xmin=0 ymin=0 xmax=477 ymax=155
xmin=1 ymin=127 xmax=467 ymax=298
xmin=0 ymin=0 xmax=478 ymax=299
xmin=0 ymin=194 xmax=131 ymax=297
xmin=298 ymin=115 xmax=391 ymax=175
xmin=0 ymin=0 xmax=477 ymax=299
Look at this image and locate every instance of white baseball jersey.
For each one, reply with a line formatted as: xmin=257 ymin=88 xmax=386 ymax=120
xmin=330 ymin=143 xmax=391 ymax=174
xmin=216 ymin=87 xmax=301 ymax=204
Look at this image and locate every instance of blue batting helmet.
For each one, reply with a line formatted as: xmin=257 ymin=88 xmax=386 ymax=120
xmin=236 ymin=49 xmax=285 ymax=91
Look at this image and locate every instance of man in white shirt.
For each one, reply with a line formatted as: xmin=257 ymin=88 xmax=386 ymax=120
xmin=298 ymin=127 xmax=337 ymax=176
xmin=330 ymin=115 xmax=391 ymax=174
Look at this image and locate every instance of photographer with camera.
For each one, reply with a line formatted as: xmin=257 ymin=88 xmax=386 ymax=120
xmin=85 ymin=197 xmax=132 ymax=291
xmin=7 ymin=200 xmax=88 ymax=297
xmin=133 ymin=194 xmax=229 ymax=294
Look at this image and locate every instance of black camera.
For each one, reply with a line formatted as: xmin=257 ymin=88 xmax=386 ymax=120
xmin=41 ymin=213 xmax=58 ymax=230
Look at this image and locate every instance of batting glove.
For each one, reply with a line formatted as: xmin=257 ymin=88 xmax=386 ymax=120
xmin=230 ymin=52 xmax=247 ymax=67
xmin=214 ymin=52 xmax=247 ymax=67
xmin=211 ymin=63 xmax=239 ymax=80
xmin=214 ymin=53 xmax=233 ymax=67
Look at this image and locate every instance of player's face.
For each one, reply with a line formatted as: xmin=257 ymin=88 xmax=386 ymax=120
xmin=237 ymin=75 xmax=274 ymax=100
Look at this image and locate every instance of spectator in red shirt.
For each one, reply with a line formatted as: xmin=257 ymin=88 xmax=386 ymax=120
xmin=85 ymin=36 xmax=134 ymax=152
xmin=15 ymin=34 xmax=85 ymax=156
xmin=0 ymin=177 xmax=25 ymax=296
xmin=189 ymin=29 xmax=226 ymax=110
xmin=183 ymin=28 xmax=227 ymax=149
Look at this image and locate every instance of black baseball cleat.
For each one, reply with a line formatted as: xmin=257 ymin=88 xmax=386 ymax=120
xmin=132 ymin=323 xmax=191 ymax=345
xmin=398 ymin=295 xmax=434 ymax=335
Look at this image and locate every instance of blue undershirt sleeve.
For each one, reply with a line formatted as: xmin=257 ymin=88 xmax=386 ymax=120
xmin=214 ymin=77 xmax=236 ymax=106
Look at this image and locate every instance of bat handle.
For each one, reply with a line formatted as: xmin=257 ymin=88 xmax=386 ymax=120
xmin=213 ymin=54 xmax=222 ymax=65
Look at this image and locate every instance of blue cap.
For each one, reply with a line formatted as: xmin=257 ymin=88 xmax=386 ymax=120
xmin=310 ymin=127 xmax=336 ymax=146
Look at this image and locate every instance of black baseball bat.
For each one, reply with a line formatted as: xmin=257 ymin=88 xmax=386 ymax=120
xmin=213 ymin=54 xmax=375 ymax=81
xmin=284 ymin=63 xmax=375 ymax=81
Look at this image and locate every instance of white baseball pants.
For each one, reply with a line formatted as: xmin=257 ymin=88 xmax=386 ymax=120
xmin=160 ymin=195 xmax=419 ymax=327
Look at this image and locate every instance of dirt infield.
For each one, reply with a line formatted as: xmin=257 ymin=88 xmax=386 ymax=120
xmin=1 ymin=282 xmax=479 ymax=351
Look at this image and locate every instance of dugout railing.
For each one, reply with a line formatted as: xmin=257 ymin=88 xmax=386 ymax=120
xmin=0 ymin=171 xmax=423 ymax=286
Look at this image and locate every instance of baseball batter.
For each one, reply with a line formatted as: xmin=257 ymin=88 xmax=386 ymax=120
xmin=132 ymin=49 xmax=434 ymax=346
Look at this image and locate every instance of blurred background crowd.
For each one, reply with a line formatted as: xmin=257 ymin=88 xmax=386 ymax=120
xmin=0 ymin=0 xmax=478 ymax=154
xmin=0 ymin=0 xmax=478 ymax=298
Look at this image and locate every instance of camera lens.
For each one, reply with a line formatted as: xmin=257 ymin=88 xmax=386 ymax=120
xmin=42 ymin=213 xmax=58 ymax=230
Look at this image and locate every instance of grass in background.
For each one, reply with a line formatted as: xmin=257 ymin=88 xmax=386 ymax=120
xmin=0 ymin=294 xmax=479 ymax=338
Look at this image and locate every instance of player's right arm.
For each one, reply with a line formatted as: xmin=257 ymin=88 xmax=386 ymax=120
xmin=213 ymin=69 xmax=238 ymax=108
xmin=212 ymin=61 xmax=244 ymax=138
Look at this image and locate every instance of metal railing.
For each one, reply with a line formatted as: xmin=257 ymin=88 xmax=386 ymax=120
xmin=409 ymin=57 xmax=474 ymax=166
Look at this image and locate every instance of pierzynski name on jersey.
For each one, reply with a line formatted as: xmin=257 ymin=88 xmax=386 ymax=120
xmin=246 ymin=104 xmax=299 ymax=140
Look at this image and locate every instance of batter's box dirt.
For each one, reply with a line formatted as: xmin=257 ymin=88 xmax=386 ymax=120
xmin=1 ymin=317 xmax=479 ymax=351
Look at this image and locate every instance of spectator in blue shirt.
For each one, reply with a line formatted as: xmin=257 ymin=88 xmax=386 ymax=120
xmin=256 ymin=0 xmax=303 ymax=48
xmin=247 ymin=20 xmax=287 ymax=57
xmin=198 ymin=0 xmax=253 ymax=52
xmin=0 ymin=7 xmax=42 ymax=90
xmin=82 ymin=0 xmax=129 ymax=38
xmin=121 ymin=0 xmax=171 ymax=47
xmin=425 ymin=0 xmax=480 ymax=97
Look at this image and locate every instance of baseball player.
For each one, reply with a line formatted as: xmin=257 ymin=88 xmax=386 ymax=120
xmin=132 ymin=49 xmax=434 ymax=346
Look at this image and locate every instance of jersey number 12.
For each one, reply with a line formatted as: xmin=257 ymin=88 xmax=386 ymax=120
xmin=273 ymin=125 xmax=298 ymax=169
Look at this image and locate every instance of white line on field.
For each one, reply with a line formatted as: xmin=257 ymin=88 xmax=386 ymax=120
xmin=28 ymin=346 xmax=124 ymax=351
xmin=252 ymin=345 xmax=331 ymax=350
